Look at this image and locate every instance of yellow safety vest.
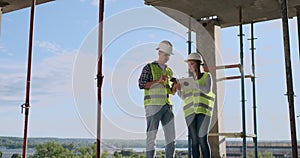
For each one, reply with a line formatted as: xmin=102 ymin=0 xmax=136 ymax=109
xmin=182 ymin=73 xmax=215 ymax=117
xmin=144 ymin=63 xmax=173 ymax=106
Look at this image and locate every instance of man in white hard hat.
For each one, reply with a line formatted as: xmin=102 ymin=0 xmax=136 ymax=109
xmin=138 ymin=40 xmax=177 ymax=158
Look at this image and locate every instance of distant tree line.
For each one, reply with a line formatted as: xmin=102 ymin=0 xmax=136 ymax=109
xmin=0 ymin=137 xmax=35 ymax=149
xmin=247 ymin=151 xmax=275 ymax=158
xmin=0 ymin=140 xmax=276 ymax=158
xmin=29 ymin=142 xmax=178 ymax=158
xmin=0 ymin=137 xmax=189 ymax=158
xmin=0 ymin=137 xmax=189 ymax=149
xmin=0 ymin=137 xmax=95 ymax=149
xmin=102 ymin=139 xmax=188 ymax=148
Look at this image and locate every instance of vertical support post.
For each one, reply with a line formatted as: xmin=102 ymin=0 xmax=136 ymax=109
xmin=187 ymin=16 xmax=192 ymax=158
xmin=96 ymin=0 xmax=104 ymax=158
xmin=238 ymin=6 xmax=247 ymax=158
xmin=188 ymin=16 xmax=193 ymax=78
xmin=280 ymin=0 xmax=298 ymax=157
xmin=22 ymin=0 xmax=36 ymax=157
xmin=250 ymin=22 xmax=258 ymax=158
xmin=188 ymin=16 xmax=192 ymax=55
xmin=0 ymin=2 xmax=9 ymax=35
xmin=0 ymin=7 xmax=2 ymax=34
xmin=296 ymin=6 xmax=300 ymax=60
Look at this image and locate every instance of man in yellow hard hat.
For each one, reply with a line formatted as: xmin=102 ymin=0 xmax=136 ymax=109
xmin=138 ymin=40 xmax=177 ymax=158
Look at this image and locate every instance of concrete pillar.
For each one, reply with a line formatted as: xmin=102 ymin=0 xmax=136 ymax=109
xmin=196 ymin=20 xmax=226 ymax=158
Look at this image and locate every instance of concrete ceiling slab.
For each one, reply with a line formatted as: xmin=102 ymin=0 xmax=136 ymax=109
xmin=0 ymin=0 xmax=54 ymax=14
xmin=144 ymin=0 xmax=300 ymax=28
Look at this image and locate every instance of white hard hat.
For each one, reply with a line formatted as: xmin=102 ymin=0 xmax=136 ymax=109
xmin=185 ymin=52 xmax=204 ymax=64
xmin=156 ymin=40 xmax=174 ymax=55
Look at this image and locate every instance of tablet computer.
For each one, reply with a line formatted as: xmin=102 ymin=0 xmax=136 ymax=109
xmin=177 ymin=77 xmax=197 ymax=90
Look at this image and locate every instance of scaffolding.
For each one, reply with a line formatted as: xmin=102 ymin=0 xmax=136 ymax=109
xmin=1 ymin=0 xmax=296 ymax=157
xmin=185 ymin=16 xmax=259 ymax=158
xmin=192 ymin=9 xmax=259 ymax=158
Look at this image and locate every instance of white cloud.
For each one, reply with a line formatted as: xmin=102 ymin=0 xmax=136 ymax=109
xmin=32 ymin=52 xmax=76 ymax=95
xmin=34 ymin=40 xmax=62 ymax=54
xmin=0 ymin=42 xmax=78 ymax=109
xmin=91 ymin=0 xmax=99 ymax=6
xmin=0 ymin=60 xmax=27 ymax=108
xmin=0 ymin=43 xmax=5 ymax=51
xmin=0 ymin=42 xmax=82 ymax=138
xmin=148 ymin=34 xmax=156 ymax=39
xmin=0 ymin=41 xmax=9 ymax=55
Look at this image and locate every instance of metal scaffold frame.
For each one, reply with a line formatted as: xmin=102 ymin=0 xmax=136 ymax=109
xmin=96 ymin=0 xmax=104 ymax=158
xmin=280 ymin=0 xmax=298 ymax=157
xmin=204 ymin=2 xmax=299 ymax=157
xmin=197 ymin=8 xmax=259 ymax=158
xmin=12 ymin=0 xmax=297 ymax=157
xmin=186 ymin=11 xmax=259 ymax=157
xmin=22 ymin=0 xmax=36 ymax=157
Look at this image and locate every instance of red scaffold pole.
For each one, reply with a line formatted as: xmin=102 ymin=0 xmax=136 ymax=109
xmin=22 ymin=0 xmax=36 ymax=157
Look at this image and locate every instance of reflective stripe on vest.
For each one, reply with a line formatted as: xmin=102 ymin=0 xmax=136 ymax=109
xmin=194 ymin=90 xmax=215 ymax=116
xmin=182 ymin=90 xmax=194 ymax=117
xmin=144 ymin=63 xmax=173 ymax=106
xmin=182 ymin=72 xmax=215 ymax=117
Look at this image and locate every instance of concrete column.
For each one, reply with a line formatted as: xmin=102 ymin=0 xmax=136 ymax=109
xmin=196 ymin=20 xmax=226 ymax=158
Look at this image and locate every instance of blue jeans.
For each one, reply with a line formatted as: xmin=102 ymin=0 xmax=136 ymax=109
xmin=188 ymin=114 xmax=211 ymax=158
xmin=146 ymin=105 xmax=175 ymax=158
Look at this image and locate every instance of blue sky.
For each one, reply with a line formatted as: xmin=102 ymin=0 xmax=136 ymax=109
xmin=0 ymin=0 xmax=300 ymax=142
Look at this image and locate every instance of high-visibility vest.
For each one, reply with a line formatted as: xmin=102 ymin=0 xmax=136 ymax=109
xmin=144 ymin=63 xmax=173 ymax=106
xmin=182 ymin=73 xmax=215 ymax=117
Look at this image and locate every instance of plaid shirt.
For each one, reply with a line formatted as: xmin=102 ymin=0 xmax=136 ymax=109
xmin=138 ymin=63 xmax=153 ymax=89
xmin=139 ymin=61 xmax=173 ymax=89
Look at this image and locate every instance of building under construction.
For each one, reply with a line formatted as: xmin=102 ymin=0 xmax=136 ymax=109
xmin=143 ymin=0 xmax=299 ymax=158
xmin=1 ymin=0 xmax=299 ymax=158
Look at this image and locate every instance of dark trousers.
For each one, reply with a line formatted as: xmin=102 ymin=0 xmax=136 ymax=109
xmin=188 ymin=114 xmax=211 ymax=158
